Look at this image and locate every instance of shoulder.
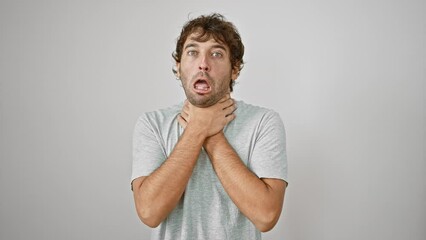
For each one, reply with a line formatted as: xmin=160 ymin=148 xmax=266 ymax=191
xmin=235 ymin=100 xmax=282 ymax=124
xmin=134 ymin=103 xmax=183 ymax=133
xmin=137 ymin=103 xmax=183 ymax=124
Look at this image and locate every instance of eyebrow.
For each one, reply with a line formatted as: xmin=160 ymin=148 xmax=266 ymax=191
xmin=184 ymin=42 xmax=228 ymax=52
xmin=211 ymin=44 xmax=227 ymax=52
xmin=184 ymin=43 xmax=199 ymax=50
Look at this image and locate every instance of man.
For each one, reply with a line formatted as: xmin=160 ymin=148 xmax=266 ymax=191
xmin=131 ymin=13 xmax=288 ymax=240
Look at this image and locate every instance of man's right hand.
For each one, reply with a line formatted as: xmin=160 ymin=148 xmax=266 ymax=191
xmin=178 ymin=94 xmax=236 ymax=138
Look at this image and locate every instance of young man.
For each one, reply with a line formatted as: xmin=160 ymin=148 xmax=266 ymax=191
xmin=131 ymin=13 xmax=288 ymax=240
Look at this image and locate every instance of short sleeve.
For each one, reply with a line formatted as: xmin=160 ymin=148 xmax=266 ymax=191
xmin=249 ymin=111 xmax=288 ymax=183
xmin=131 ymin=114 xmax=167 ymax=186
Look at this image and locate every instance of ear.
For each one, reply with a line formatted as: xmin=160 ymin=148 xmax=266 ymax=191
xmin=175 ymin=62 xmax=181 ymax=79
xmin=231 ymin=63 xmax=240 ymax=81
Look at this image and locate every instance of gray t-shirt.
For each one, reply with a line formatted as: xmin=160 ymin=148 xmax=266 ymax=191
xmin=132 ymin=100 xmax=288 ymax=240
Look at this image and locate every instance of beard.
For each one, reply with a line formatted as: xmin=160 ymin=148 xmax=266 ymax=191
xmin=180 ymin=71 xmax=231 ymax=108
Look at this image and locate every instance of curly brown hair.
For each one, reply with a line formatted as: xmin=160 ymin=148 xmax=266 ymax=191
xmin=172 ymin=13 xmax=245 ymax=92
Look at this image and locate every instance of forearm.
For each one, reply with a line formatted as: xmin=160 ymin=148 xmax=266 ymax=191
xmin=133 ymin=126 xmax=205 ymax=227
xmin=204 ymin=133 xmax=285 ymax=232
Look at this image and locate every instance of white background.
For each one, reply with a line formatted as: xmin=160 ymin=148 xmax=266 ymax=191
xmin=1 ymin=0 xmax=425 ymax=239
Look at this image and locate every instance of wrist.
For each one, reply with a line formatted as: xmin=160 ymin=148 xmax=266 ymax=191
xmin=204 ymin=132 xmax=226 ymax=150
xmin=184 ymin=124 xmax=208 ymax=143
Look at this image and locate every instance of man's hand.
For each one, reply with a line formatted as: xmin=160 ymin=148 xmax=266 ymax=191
xmin=178 ymin=95 xmax=236 ymax=138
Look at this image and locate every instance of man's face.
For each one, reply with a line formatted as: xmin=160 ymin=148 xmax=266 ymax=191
xmin=176 ymin=32 xmax=239 ymax=107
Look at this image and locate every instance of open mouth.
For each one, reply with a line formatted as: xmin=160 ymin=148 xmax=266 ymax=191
xmin=193 ymin=79 xmax=211 ymax=94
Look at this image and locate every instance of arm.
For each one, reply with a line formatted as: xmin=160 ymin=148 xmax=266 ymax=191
xmin=180 ymin=101 xmax=287 ymax=232
xmin=132 ymin=126 xmax=205 ymax=228
xmin=132 ymin=96 xmax=235 ymax=228
xmin=204 ymin=133 xmax=286 ymax=232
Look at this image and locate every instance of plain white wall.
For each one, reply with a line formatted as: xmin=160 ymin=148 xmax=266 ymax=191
xmin=0 ymin=0 xmax=424 ymax=239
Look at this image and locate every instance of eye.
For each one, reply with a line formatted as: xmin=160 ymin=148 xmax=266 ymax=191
xmin=187 ymin=50 xmax=197 ymax=56
xmin=212 ymin=51 xmax=223 ymax=58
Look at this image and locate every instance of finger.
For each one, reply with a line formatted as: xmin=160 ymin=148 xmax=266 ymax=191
xmin=181 ymin=100 xmax=189 ymax=112
xmin=182 ymin=105 xmax=190 ymax=116
xmin=224 ymin=113 xmax=236 ymax=124
xmin=177 ymin=115 xmax=187 ymax=129
xmin=184 ymin=103 xmax=190 ymax=111
xmin=225 ymin=104 xmax=237 ymax=116
xmin=180 ymin=111 xmax=189 ymax=121
xmin=221 ymin=98 xmax=235 ymax=109
xmin=218 ymin=94 xmax=231 ymax=103
xmin=185 ymin=99 xmax=197 ymax=108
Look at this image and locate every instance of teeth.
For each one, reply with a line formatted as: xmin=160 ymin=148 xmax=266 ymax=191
xmin=195 ymin=86 xmax=209 ymax=90
xmin=194 ymin=80 xmax=209 ymax=91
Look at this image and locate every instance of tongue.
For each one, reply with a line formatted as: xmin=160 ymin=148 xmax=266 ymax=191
xmin=195 ymin=81 xmax=209 ymax=90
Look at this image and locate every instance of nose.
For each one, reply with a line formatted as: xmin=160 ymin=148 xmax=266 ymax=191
xmin=198 ymin=56 xmax=210 ymax=72
xmin=198 ymin=65 xmax=209 ymax=71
